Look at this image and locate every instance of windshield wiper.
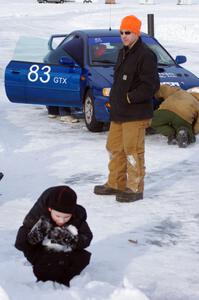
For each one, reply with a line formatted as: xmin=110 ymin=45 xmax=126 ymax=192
xmin=158 ymin=63 xmax=170 ymax=66
xmin=92 ymin=59 xmax=115 ymax=64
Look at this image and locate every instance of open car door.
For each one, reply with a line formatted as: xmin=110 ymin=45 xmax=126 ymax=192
xmin=5 ymin=36 xmax=81 ymax=107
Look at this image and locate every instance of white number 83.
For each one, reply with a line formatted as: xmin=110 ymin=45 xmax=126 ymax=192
xmin=28 ymin=64 xmax=51 ymax=83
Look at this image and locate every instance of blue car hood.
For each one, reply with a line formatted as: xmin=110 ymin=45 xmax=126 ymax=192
xmin=90 ymin=64 xmax=199 ymax=90
xmin=91 ymin=66 xmax=114 ymax=86
xmin=158 ymin=65 xmax=199 ymax=89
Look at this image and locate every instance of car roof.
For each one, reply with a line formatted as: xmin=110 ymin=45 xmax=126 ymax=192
xmin=70 ymin=29 xmax=149 ymax=38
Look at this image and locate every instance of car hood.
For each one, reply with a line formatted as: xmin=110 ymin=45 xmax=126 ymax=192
xmin=89 ymin=64 xmax=199 ymax=90
xmin=90 ymin=66 xmax=114 ymax=86
xmin=158 ymin=65 xmax=199 ymax=89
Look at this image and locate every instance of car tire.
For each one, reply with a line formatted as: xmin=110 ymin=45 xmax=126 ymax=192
xmin=84 ymin=90 xmax=104 ymax=132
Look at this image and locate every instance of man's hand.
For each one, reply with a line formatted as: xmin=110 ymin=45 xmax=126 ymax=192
xmin=126 ymin=93 xmax=131 ymax=104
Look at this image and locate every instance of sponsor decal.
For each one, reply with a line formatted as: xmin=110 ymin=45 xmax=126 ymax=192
xmin=161 ymin=82 xmax=180 ymax=86
xmin=159 ymin=72 xmax=177 ymax=78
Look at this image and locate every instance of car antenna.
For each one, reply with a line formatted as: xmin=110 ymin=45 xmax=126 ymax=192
xmin=108 ymin=2 xmax=112 ymax=31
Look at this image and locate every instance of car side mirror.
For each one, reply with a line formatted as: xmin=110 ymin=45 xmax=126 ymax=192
xmin=175 ymin=55 xmax=187 ymax=65
xmin=59 ymin=56 xmax=78 ymax=67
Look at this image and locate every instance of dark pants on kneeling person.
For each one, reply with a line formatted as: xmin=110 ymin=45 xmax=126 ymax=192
xmin=151 ymin=109 xmax=195 ymax=141
xmin=32 ymin=249 xmax=91 ymax=286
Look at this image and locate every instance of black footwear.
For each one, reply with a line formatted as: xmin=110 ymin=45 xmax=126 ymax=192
xmin=190 ymin=134 xmax=196 ymax=143
xmin=116 ymin=189 xmax=143 ymax=202
xmin=146 ymin=127 xmax=157 ymax=135
xmin=94 ymin=184 xmax=121 ymax=195
xmin=167 ymin=135 xmax=177 ymax=145
xmin=0 ymin=172 xmax=3 ymax=181
xmin=176 ymin=127 xmax=189 ymax=148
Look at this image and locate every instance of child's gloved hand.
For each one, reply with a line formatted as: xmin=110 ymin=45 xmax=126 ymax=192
xmin=27 ymin=216 xmax=52 ymax=245
xmin=67 ymin=225 xmax=78 ymax=236
xmin=48 ymin=225 xmax=78 ymax=250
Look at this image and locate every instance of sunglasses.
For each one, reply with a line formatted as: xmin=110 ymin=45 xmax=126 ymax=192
xmin=120 ymin=31 xmax=132 ymax=35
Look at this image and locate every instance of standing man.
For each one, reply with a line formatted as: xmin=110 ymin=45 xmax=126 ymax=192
xmin=94 ymin=15 xmax=160 ymax=202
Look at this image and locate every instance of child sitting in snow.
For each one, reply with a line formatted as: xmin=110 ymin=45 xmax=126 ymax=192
xmin=15 ymin=185 xmax=93 ymax=286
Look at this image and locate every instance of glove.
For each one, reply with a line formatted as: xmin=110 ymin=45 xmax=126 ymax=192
xmin=27 ymin=216 xmax=52 ymax=245
xmin=64 ymin=225 xmax=78 ymax=250
xmin=48 ymin=224 xmax=78 ymax=251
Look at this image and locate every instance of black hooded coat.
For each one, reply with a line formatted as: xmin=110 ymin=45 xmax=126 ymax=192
xmin=110 ymin=37 xmax=160 ymax=122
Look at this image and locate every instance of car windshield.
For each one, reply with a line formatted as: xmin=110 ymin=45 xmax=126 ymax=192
xmin=89 ymin=37 xmax=122 ymax=65
xmin=144 ymin=37 xmax=175 ymax=66
xmin=89 ymin=36 xmax=175 ymax=66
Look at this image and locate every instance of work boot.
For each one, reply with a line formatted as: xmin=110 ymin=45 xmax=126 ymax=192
xmin=146 ymin=127 xmax=157 ymax=135
xmin=94 ymin=184 xmax=121 ymax=195
xmin=116 ymin=188 xmax=143 ymax=202
xmin=0 ymin=172 xmax=3 ymax=181
xmin=176 ymin=127 xmax=189 ymax=148
xmin=167 ymin=135 xmax=177 ymax=145
xmin=190 ymin=134 xmax=196 ymax=143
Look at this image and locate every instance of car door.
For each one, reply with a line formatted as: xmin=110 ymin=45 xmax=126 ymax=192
xmin=5 ymin=60 xmax=81 ymax=107
xmin=5 ymin=36 xmax=82 ymax=107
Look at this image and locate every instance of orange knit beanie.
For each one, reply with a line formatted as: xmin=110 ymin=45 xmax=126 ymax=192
xmin=120 ymin=15 xmax=142 ymax=36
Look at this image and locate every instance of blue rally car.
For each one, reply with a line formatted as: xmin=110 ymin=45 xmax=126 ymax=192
xmin=5 ymin=29 xmax=199 ymax=132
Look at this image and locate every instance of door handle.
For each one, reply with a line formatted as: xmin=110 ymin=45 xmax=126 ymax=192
xmin=11 ymin=70 xmax=20 ymax=74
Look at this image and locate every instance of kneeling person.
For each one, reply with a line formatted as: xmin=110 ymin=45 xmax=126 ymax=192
xmin=151 ymin=84 xmax=199 ymax=148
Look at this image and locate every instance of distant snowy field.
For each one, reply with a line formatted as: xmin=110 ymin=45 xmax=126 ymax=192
xmin=0 ymin=0 xmax=199 ymax=300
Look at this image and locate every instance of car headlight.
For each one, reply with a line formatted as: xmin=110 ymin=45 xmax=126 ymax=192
xmin=102 ymin=88 xmax=111 ymax=97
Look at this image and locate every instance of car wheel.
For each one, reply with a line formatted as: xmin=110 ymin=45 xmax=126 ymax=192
xmin=84 ymin=90 xmax=104 ymax=132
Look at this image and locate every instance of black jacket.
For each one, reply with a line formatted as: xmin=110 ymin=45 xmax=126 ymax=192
xmin=110 ymin=38 xmax=160 ymax=122
xmin=15 ymin=187 xmax=93 ymax=263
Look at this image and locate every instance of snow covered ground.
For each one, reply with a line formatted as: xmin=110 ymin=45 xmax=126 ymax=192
xmin=0 ymin=0 xmax=199 ymax=299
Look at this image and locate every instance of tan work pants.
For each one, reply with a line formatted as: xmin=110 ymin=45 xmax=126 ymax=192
xmin=106 ymin=120 xmax=150 ymax=193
